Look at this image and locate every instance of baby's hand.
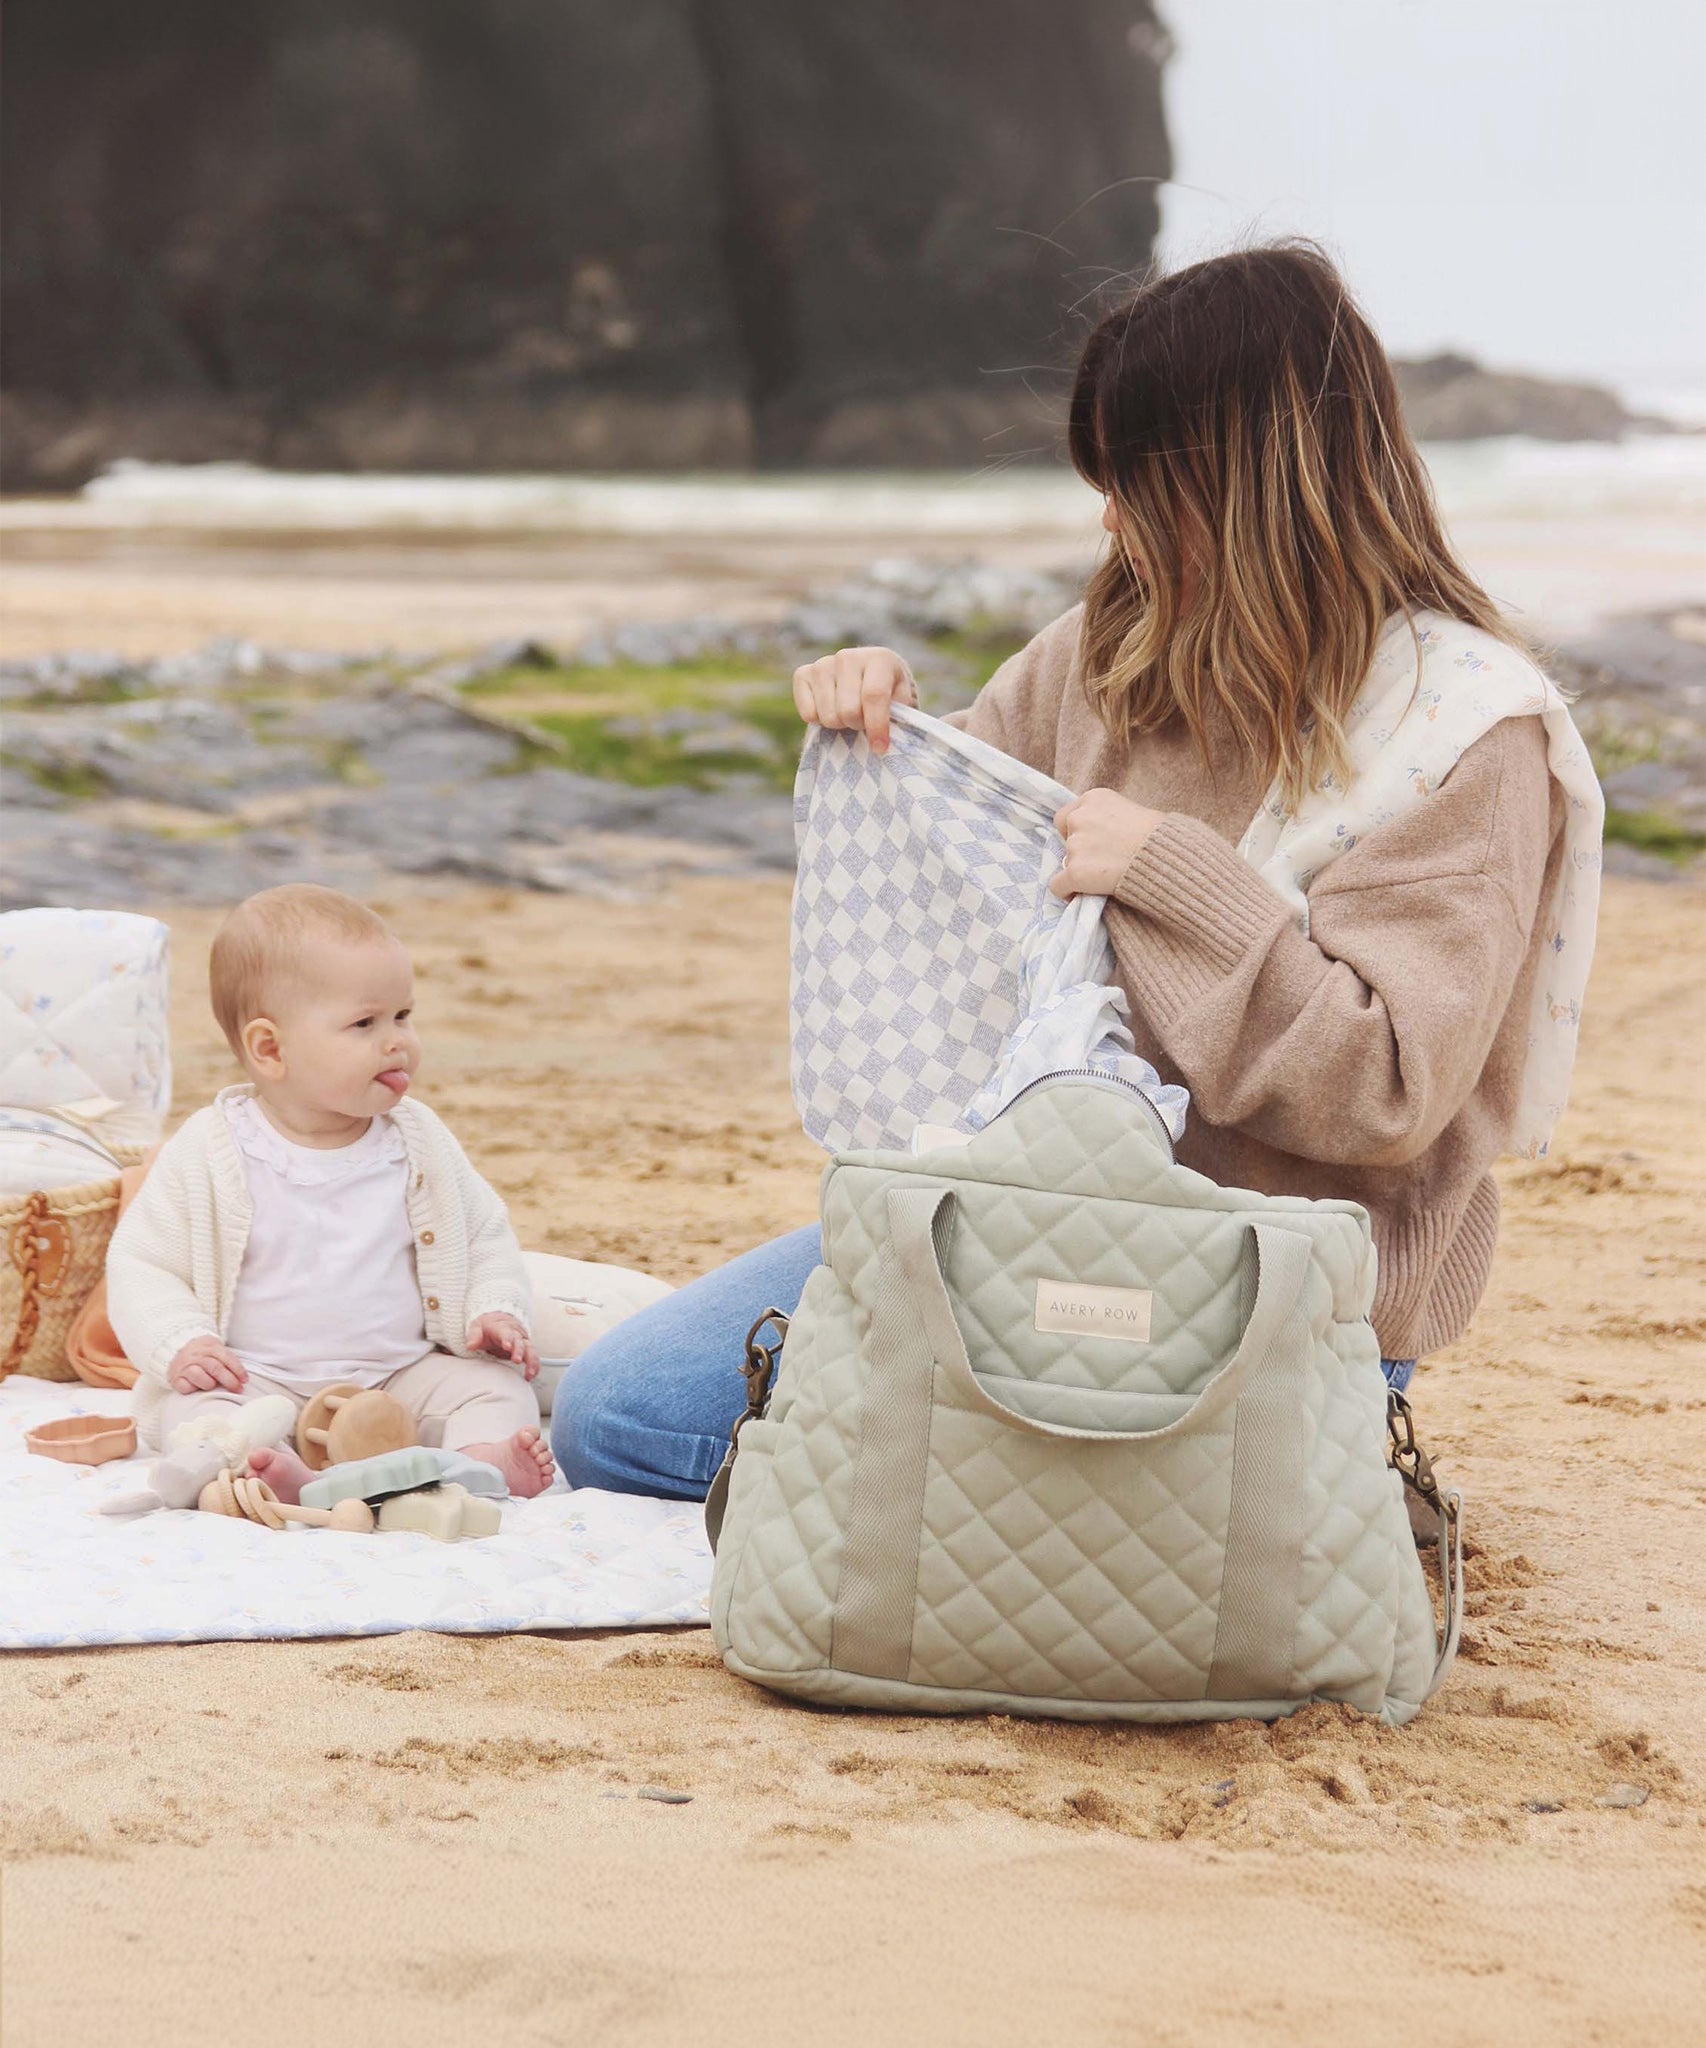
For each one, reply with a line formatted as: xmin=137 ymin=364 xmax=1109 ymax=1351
xmin=468 ymin=1312 xmax=540 ymax=1381
xmin=167 ymin=1335 xmax=248 ymax=1394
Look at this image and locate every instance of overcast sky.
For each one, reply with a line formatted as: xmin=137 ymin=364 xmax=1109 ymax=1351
xmin=1155 ymin=0 xmax=1706 ymax=401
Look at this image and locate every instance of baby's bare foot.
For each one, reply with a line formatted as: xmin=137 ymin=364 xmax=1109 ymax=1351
xmin=247 ymin=1443 xmax=313 ymax=1505
xmin=462 ymin=1428 xmax=555 ymax=1499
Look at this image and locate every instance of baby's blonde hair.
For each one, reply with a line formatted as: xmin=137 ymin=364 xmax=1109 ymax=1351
xmin=209 ymin=884 xmax=395 ymax=1058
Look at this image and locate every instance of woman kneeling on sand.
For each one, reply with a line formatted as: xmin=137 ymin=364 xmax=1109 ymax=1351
xmin=552 ymin=241 xmax=1594 ymax=1500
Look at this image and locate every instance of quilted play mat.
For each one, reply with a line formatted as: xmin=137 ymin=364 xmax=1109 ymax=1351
xmin=0 ymin=1379 xmax=713 ymax=1649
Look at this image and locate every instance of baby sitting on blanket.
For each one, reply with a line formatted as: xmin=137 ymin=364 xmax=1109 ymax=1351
xmin=107 ymin=884 xmax=555 ymax=1502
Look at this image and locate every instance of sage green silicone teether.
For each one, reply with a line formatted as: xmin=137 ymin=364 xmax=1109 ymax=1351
xmin=298 ymin=1447 xmax=444 ymax=1512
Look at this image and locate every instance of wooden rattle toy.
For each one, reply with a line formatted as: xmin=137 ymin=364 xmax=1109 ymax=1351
xmin=197 ymin=1467 xmax=277 ymax=1524
xmin=197 ymin=1468 xmax=375 ymax=1533
xmin=295 ymin=1385 xmax=416 ymax=1471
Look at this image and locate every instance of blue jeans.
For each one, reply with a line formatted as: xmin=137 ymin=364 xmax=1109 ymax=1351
xmin=552 ymin=1226 xmax=1419 ymax=1499
xmin=553 ymin=1227 xmax=825 ymax=1498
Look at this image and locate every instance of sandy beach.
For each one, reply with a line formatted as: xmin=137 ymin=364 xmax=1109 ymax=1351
xmin=2 ymin=865 xmax=1703 ymax=2046
xmin=3 ymin=437 xmax=1704 ymax=2043
xmin=7 ymin=4 xmax=1702 ymax=2031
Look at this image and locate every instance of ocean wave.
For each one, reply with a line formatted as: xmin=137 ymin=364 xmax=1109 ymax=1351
xmin=6 ymin=434 xmax=1698 ymax=537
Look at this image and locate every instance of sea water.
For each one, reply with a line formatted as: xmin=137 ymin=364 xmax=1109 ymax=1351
xmin=5 ymin=434 xmax=1701 ymax=640
xmin=22 ymin=435 xmax=1699 ymax=540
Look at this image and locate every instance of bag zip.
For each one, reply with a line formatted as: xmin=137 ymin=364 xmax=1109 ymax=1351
xmin=989 ymin=1068 xmax=1176 ymax=1161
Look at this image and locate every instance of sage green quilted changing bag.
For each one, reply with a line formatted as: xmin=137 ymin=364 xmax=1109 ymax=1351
xmin=708 ymin=1076 xmax=1462 ymax=1726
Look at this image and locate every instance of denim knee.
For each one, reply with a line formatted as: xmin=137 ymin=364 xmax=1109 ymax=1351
xmin=549 ymin=1330 xmax=729 ymax=1500
xmin=548 ymin=1223 xmax=823 ymax=1501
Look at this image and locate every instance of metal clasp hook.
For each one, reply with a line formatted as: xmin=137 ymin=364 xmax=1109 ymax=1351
xmin=1386 ymin=1388 xmax=1455 ymax=1524
xmin=730 ymin=1308 xmax=790 ymax=1449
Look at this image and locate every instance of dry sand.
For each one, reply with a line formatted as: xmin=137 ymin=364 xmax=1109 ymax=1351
xmin=2 ymin=870 xmax=1703 ymax=2044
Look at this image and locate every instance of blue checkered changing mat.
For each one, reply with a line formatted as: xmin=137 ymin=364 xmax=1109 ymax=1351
xmin=790 ymin=706 xmax=1188 ymax=1155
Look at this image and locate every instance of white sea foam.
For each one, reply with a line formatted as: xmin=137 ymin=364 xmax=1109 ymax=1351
xmin=55 ymin=462 xmax=1109 ymax=537
xmin=1420 ymin=435 xmax=1706 ymax=519
xmin=3 ymin=434 xmax=1699 ymax=539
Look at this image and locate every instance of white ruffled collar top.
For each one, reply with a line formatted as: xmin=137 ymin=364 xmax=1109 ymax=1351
xmin=224 ymin=1090 xmax=406 ymax=1187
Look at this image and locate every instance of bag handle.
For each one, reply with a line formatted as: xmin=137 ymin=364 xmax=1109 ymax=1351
xmin=887 ymin=1185 xmax=1313 ymax=1445
xmin=889 ymin=1184 xmax=1464 ymax=1696
xmin=3 ymin=1193 xmax=61 ymax=1381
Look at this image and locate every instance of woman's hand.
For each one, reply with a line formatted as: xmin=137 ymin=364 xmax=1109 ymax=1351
xmin=1049 ymin=789 xmax=1165 ymax=900
xmin=792 ymin=647 xmax=919 ymax=755
xmin=468 ymin=1311 xmax=541 ymax=1381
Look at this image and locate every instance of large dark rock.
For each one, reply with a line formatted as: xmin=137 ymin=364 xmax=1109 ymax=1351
xmin=1 ymin=1 xmax=1169 ymax=487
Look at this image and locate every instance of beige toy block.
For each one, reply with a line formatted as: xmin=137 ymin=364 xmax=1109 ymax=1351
xmin=374 ymin=1482 xmax=502 ymax=1542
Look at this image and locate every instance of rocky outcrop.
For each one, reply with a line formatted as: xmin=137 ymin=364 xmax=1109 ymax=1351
xmin=1 ymin=2 xmax=1170 ymax=489
xmin=0 ymin=557 xmax=1079 ymax=905
xmin=6 ymin=567 xmax=1701 ymax=906
xmin=1391 ymin=354 xmax=1671 ymax=443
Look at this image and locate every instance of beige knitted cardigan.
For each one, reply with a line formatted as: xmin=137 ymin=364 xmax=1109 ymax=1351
xmin=949 ymin=607 xmax=1569 ymax=1360
xmin=107 ymin=1085 xmax=533 ymax=1448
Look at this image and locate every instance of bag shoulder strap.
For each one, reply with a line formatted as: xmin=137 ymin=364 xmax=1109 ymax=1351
xmin=1389 ymin=1391 xmax=1464 ymax=1697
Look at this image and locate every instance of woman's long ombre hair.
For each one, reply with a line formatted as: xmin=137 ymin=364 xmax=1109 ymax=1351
xmin=1068 ymin=242 xmax=1513 ymax=806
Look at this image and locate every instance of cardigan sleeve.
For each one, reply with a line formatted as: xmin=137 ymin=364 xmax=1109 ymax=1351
xmin=449 ymin=1137 xmax=534 ymax=1341
xmin=1104 ymin=717 xmax=1558 ymax=1169
xmin=104 ymin=1138 xmax=221 ymax=1383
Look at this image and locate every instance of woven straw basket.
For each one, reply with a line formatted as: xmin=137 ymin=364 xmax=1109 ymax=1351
xmin=0 ymin=1149 xmax=147 ymax=1383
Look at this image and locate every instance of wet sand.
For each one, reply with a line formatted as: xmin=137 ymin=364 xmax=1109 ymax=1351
xmin=0 ymin=522 xmax=1092 ymax=658
xmin=3 ymin=871 xmax=1704 ymax=2047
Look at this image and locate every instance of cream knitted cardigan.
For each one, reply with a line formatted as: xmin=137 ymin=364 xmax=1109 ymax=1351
xmin=107 ymin=1085 xmax=533 ymax=1449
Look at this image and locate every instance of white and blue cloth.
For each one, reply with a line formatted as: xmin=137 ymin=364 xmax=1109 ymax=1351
xmin=790 ymin=705 xmax=1188 ymax=1156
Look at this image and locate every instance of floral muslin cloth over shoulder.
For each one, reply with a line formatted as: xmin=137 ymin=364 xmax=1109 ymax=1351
xmin=1235 ymin=610 xmax=1604 ymax=1159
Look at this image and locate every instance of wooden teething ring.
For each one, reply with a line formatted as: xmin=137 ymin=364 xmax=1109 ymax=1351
xmin=195 ymin=1467 xmax=374 ymax=1533
xmin=198 ymin=1468 xmax=285 ymax=1527
xmin=294 ymin=1382 xmax=366 ymax=1470
xmin=233 ymin=1474 xmax=286 ymax=1529
xmin=198 ymin=1468 xmax=240 ymax=1517
xmin=296 ymin=1384 xmax=415 ymax=1470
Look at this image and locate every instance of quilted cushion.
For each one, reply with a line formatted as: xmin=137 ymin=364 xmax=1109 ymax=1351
xmin=0 ymin=910 xmax=171 ymax=1148
xmin=525 ymin=1251 xmax=673 ymax=1419
xmin=711 ymin=1077 xmax=1449 ymax=1727
xmin=0 ymin=1106 xmax=129 ymax=1198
